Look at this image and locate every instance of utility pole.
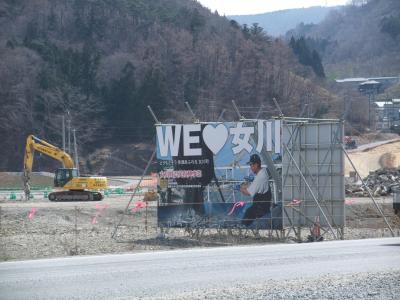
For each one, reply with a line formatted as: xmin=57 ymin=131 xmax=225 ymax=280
xmin=67 ymin=115 xmax=71 ymax=154
xmin=210 ymin=100 xmax=216 ymax=121
xmin=368 ymin=92 xmax=371 ymax=128
xmin=367 ymin=89 xmax=376 ymax=128
xmin=73 ymin=129 xmax=80 ymax=176
xmin=62 ymin=115 xmax=66 ymax=151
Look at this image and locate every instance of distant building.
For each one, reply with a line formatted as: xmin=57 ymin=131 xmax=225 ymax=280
xmin=358 ymin=80 xmax=382 ymax=94
xmin=374 ymin=99 xmax=400 ymax=130
xmin=336 ymin=76 xmax=400 ymax=84
xmin=336 ymin=76 xmax=400 ymax=127
xmin=336 ymin=76 xmax=400 ymax=94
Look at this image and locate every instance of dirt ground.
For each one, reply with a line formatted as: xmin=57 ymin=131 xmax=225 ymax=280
xmin=354 ymin=132 xmax=399 ymax=145
xmin=0 ymin=194 xmax=399 ymax=262
xmin=1 ymin=137 xmax=400 ymax=262
xmin=0 ymin=172 xmax=53 ymax=190
xmin=345 ymin=140 xmax=400 ymax=178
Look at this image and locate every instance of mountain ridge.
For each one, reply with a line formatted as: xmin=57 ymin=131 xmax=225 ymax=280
xmin=229 ymin=6 xmax=340 ymax=36
xmin=0 ymin=0 xmax=339 ymax=172
xmin=285 ymin=0 xmax=400 ymax=77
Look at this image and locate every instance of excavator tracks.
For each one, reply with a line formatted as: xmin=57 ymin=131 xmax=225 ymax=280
xmin=48 ymin=191 xmax=103 ymax=202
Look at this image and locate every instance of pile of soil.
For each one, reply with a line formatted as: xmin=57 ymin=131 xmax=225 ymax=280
xmin=345 ymin=140 xmax=400 ymax=178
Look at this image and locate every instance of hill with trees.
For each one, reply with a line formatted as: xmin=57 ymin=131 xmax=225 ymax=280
xmin=0 ymin=0 xmax=339 ymax=173
xmin=230 ymin=6 xmax=338 ymax=37
xmin=286 ymin=0 xmax=400 ymax=78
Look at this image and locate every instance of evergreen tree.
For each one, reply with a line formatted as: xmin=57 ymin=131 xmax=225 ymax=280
xmin=103 ymin=62 xmax=137 ymax=130
xmin=241 ymin=24 xmax=251 ymax=39
xmin=289 ymin=36 xmax=297 ymax=52
xmin=381 ymin=15 xmax=400 ymax=39
xmin=311 ymin=50 xmax=325 ymax=78
xmin=289 ymin=37 xmax=325 ymax=78
xmin=136 ymin=69 xmax=167 ymax=127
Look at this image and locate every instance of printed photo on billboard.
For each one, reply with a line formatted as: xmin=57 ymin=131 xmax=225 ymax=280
xmin=156 ymin=120 xmax=283 ymax=229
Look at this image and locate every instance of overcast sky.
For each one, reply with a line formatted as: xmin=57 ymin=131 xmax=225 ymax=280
xmin=197 ymin=0 xmax=348 ymax=15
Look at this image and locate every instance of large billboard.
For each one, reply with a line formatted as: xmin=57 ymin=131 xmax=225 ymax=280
xmin=156 ymin=120 xmax=283 ymax=229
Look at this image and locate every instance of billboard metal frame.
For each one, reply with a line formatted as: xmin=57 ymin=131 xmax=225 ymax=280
xmin=111 ymin=103 xmax=394 ymax=242
xmin=281 ymin=118 xmax=345 ymax=240
xmin=151 ymin=116 xmax=346 ymax=240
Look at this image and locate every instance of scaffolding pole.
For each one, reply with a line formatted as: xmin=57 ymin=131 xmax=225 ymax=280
xmin=185 ymin=101 xmax=198 ymax=122
xmin=341 ymin=144 xmax=394 ymax=236
xmin=283 ymin=143 xmax=338 ymax=239
xmin=282 ymin=121 xmax=343 ymax=233
xmin=217 ymin=109 xmax=226 ymax=122
xmin=147 ymin=106 xmax=160 ymax=124
xmin=231 ymin=100 xmax=243 ymax=120
xmin=272 ymin=98 xmax=283 ymax=117
xmin=111 ymin=147 xmax=157 ymax=240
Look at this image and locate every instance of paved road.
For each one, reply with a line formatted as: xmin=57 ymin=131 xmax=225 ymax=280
xmin=1 ymin=237 xmax=399 ymax=299
xmin=347 ymin=138 xmax=400 ymax=153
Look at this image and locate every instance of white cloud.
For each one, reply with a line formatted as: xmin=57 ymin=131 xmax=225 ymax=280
xmin=197 ymin=0 xmax=348 ymax=15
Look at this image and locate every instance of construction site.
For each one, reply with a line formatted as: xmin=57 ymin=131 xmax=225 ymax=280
xmin=1 ymin=102 xmax=400 ymax=262
xmin=1 ymin=1 xmax=400 ymax=299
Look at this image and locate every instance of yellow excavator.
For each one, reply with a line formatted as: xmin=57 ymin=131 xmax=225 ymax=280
xmin=23 ymin=135 xmax=108 ymax=201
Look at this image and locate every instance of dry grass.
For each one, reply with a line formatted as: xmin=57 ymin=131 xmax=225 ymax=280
xmin=0 ymin=173 xmax=53 ymax=189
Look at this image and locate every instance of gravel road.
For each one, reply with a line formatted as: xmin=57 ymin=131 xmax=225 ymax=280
xmin=1 ymin=237 xmax=399 ymax=299
xmin=150 ymin=271 xmax=400 ymax=300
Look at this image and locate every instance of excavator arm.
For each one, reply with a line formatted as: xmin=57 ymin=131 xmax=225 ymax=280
xmin=23 ymin=135 xmax=74 ymax=199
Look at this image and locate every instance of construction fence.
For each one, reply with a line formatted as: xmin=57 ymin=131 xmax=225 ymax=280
xmin=0 ymin=194 xmax=398 ymax=261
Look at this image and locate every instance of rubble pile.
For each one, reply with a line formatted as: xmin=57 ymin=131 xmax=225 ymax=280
xmin=346 ymin=168 xmax=400 ymax=197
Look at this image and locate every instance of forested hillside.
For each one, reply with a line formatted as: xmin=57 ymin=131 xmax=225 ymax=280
xmin=286 ymin=0 xmax=400 ymax=78
xmin=0 ymin=0 xmax=338 ymax=172
xmin=230 ymin=6 xmax=338 ymax=37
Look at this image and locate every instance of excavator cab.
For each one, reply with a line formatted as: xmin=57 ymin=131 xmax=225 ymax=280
xmin=54 ymin=168 xmax=78 ymax=187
